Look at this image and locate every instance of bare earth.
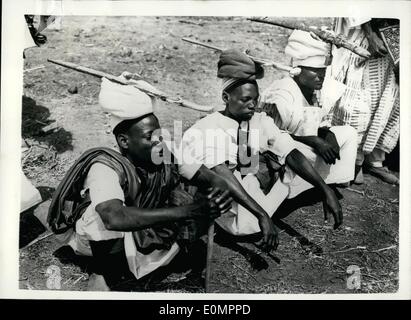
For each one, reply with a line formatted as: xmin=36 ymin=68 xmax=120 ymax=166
xmin=20 ymin=16 xmax=399 ymax=294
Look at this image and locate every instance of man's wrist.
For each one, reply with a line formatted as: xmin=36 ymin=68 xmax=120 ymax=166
xmin=258 ymin=214 xmax=271 ymax=223
xmin=321 ymin=184 xmax=333 ymax=198
xmin=318 ymin=126 xmax=331 ymax=139
xmin=188 ymin=201 xmax=207 ymax=218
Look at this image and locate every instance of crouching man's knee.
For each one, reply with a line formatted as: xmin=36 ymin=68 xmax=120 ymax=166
xmin=330 ymin=125 xmax=358 ymax=146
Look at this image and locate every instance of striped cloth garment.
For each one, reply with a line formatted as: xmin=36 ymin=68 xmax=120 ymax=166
xmin=326 ymin=18 xmax=399 ymax=155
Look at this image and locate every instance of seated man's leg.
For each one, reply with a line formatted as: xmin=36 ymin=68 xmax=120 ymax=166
xmin=215 ymin=170 xmax=289 ymax=236
xmin=89 ymin=238 xmax=133 ymax=289
xmin=327 ymin=125 xmax=357 ymax=184
xmin=288 ymin=125 xmax=357 ymax=195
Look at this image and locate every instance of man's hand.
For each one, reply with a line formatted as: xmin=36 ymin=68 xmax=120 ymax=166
xmin=257 ymin=216 xmax=279 ymax=252
xmin=368 ymin=32 xmax=388 ymax=58
xmin=313 ymin=136 xmax=340 ymax=165
xmin=208 ymin=172 xmax=231 ymax=192
xmin=362 ymin=21 xmax=387 ymax=59
xmin=323 ymin=186 xmax=343 ymax=229
xmin=323 ymin=130 xmax=340 ymax=161
xmin=194 ymin=188 xmax=233 ymax=220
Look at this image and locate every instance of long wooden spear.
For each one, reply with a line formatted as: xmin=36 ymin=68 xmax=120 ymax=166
xmin=182 ymin=37 xmax=302 ymax=76
xmin=47 ymin=58 xmax=214 ymax=112
xmin=247 ymin=17 xmax=371 ymax=59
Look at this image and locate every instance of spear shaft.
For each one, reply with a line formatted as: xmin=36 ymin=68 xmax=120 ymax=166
xmin=247 ymin=17 xmax=371 ymax=58
xmin=47 ymin=58 xmax=214 ymax=112
xmin=182 ymin=37 xmax=301 ymax=75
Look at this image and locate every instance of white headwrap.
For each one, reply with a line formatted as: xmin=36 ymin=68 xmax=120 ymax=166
xmin=99 ymin=77 xmax=155 ymax=130
xmin=285 ymin=30 xmax=332 ymax=68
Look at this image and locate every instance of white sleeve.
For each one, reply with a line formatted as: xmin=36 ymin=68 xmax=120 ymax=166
xmin=260 ymin=87 xmax=300 ymax=134
xmin=85 ymin=163 xmax=125 ymax=210
xmin=76 ymin=163 xmax=125 ymax=241
xmin=345 ymin=17 xmax=371 ymax=28
xmin=181 ymin=127 xmax=237 ymax=170
xmin=260 ymin=114 xmax=296 ymax=165
xmin=168 ymin=140 xmax=202 ymax=180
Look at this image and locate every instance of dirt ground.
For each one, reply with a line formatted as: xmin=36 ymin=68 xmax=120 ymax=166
xmin=20 ymin=16 xmax=399 ymax=294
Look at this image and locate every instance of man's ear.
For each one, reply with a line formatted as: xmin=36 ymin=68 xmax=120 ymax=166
xmin=116 ymin=133 xmax=129 ymax=150
xmin=222 ymin=91 xmax=230 ymax=104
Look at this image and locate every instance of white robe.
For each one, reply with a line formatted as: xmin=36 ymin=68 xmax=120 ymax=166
xmin=182 ymin=111 xmax=298 ymax=235
xmin=260 ymin=76 xmax=357 ymax=198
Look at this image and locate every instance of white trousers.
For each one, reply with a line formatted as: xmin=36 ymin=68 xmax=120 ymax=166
xmin=216 ymin=125 xmax=357 ymax=236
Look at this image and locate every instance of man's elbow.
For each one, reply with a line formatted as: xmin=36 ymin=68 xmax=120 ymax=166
xmin=95 ymin=200 xmax=124 ymax=231
xmin=285 ymin=148 xmax=300 ymax=163
xmin=103 ymin=216 xmax=121 ymax=231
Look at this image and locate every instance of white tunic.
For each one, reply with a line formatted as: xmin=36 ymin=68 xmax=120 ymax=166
xmin=182 ymin=111 xmax=297 ymax=235
xmin=260 ymin=76 xmax=357 ymax=197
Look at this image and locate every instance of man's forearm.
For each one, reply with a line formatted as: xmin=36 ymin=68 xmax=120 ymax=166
xmin=211 ymin=164 xmax=270 ymax=221
xmin=317 ymin=126 xmax=331 ymax=139
xmin=291 ymin=134 xmax=320 ymax=150
xmin=96 ymin=199 xmax=200 ymax=231
xmin=285 ymin=149 xmax=329 ymax=192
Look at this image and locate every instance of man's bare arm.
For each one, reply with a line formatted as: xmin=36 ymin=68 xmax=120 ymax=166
xmin=290 ymin=134 xmax=339 ymax=165
xmin=96 ymin=189 xmax=232 ymax=231
xmin=191 ymin=164 xmax=278 ymax=251
xmin=285 ymin=149 xmax=343 ymax=228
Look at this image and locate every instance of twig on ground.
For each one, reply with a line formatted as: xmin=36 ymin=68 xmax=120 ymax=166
xmin=23 ymin=232 xmax=54 ymax=249
xmin=346 ymin=188 xmax=365 ymax=196
xmin=30 ymin=142 xmax=50 ymax=149
xmin=362 ymin=273 xmax=381 ymax=281
xmin=63 ymin=277 xmax=73 ymax=285
xmin=72 ymin=275 xmax=86 ymax=285
xmin=34 ymin=119 xmax=48 ymax=126
xmin=230 ymin=261 xmax=263 ymax=285
xmin=24 ymin=65 xmax=45 ymax=73
xmin=23 ymin=139 xmax=31 ymax=148
xmin=370 ymin=245 xmax=396 ymax=253
xmin=329 ymin=246 xmax=367 ymax=254
xmin=22 ymin=147 xmax=33 ymax=162
xmin=178 ymin=20 xmax=204 ymax=26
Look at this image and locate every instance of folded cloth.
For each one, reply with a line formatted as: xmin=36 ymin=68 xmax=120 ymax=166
xmin=217 ymin=49 xmax=264 ymax=91
xmin=99 ymin=77 xmax=155 ymax=130
xmin=20 ymin=170 xmax=42 ymax=212
xmin=285 ymin=30 xmax=332 ymax=67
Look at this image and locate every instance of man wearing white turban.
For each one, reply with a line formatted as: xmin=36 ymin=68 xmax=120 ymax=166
xmin=49 ymin=77 xmax=233 ymax=290
xmin=259 ymin=30 xmax=358 ymax=195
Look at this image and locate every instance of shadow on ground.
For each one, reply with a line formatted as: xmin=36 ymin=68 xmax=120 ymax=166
xmin=22 ymin=95 xmax=73 ymax=153
xmin=19 ymin=187 xmax=55 ymax=248
xmin=49 ymin=239 xmax=208 ymax=292
xmin=212 ymin=187 xmax=332 ymax=273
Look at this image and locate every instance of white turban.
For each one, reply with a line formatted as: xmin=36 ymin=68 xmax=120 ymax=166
xmin=285 ymin=30 xmax=332 ymax=68
xmin=99 ymin=77 xmax=155 ymax=130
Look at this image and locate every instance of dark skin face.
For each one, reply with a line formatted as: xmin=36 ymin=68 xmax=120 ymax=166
xmin=222 ymin=83 xmax=259 ymax=123
xmin=116 ymin=114 xmax=163 ymax=168
xmin=294 ymin=66 xmax=327 ymax=91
